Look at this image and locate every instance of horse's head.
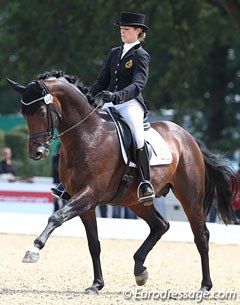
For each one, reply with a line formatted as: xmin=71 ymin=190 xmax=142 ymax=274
xmin=7 ymin=78 xmax=62 ymax=160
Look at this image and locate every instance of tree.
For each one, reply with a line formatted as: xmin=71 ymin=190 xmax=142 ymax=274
xmin=145 ymin=0 xmax=240 ymax=151
xmin=0 ymin=0 xmax=239 ymax=155
xmin=209 ymin=0 xmax=240 ymax=28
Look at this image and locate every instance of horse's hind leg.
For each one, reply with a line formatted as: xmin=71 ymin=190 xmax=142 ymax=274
xmin=175 ymin=186 xmax=213 ymax=291
xmin=190 ymin=219 xmax=212 ymax=291
xmin=129 ymin=203 xmax=170 ymax=286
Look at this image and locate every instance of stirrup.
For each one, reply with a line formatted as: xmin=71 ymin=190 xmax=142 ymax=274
xmin=51 ymin=185 xmax=71 ymax=201
xmin=51 ymin=187 xmax=64 ymax=199
xmin=137 ymin=181 xmax=155 ymax=205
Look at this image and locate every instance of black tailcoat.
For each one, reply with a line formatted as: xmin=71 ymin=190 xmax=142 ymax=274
xmin=90 ymin=43 xmax=150 ymax=114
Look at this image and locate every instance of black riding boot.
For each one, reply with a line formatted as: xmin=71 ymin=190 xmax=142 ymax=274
xmin=136 ymin=145 xmax=155 ymax=205
xmin=51 ymin=183 xmax=71 ymax=201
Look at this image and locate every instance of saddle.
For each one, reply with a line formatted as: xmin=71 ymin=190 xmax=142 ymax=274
xmin=105 ymin=107 xmax=172 ymax=205
xmin=107 ymin=107 xmax=172 ymax=168
xmin=107 ymin=107 xmax=151 ymax=165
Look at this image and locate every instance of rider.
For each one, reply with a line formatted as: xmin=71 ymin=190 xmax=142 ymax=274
xmin=52 ymin=12 xmax=155 ymax=204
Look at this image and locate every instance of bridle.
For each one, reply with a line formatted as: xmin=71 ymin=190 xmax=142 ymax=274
xmin=21 ymin=81 xmax=61 ymax=148
xmin=22 ymin=81 xmax=102 ymax=148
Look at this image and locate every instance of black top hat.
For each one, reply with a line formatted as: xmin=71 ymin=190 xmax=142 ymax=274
xmin=114 ymin=12 xmax=148 ymax=31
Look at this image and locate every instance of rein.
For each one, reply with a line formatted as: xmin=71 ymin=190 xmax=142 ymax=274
xmin=53 ymin=101 xmax=103 ymax=140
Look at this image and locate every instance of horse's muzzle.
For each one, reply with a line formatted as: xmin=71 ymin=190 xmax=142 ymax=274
xmin=30 ymin=145 xmax=49 ymax=160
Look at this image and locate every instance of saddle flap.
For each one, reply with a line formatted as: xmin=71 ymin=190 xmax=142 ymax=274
xmin=107 ymin=107 xmax=136 ymax=161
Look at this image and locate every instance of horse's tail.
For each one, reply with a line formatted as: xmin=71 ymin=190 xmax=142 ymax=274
xmin=195 ymin=139 xmax=238 ymax=224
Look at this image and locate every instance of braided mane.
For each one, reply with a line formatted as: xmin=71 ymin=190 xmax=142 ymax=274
xmin=38 ymin=70 xmax=89 ymax=94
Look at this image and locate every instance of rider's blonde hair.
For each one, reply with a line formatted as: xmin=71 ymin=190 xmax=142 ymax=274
xmin=137 ymin=29 xmax=146 ymax=42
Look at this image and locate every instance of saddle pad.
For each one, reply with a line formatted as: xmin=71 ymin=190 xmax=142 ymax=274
xmin=121 ymin=127 xmax=173 ymax=168
xmin=106 ymin=108 xmax=172 ymax=168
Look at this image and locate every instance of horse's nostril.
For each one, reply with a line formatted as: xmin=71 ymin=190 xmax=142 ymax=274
xmin=35 ymin=151 xmax=43 ymax=160
xmin=34 ymin=146 xmax=49 ymax=160
xmin=36 ymin=151 xmax=42 ymax=157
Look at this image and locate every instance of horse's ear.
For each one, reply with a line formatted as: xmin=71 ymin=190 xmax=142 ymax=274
xmin=6 ymin=78 xmax=26 ymax=94
xmin=35 ymin=81 xmax=43 ymax=93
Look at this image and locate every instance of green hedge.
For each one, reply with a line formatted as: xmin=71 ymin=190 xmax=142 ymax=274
xmin=0 ymin=130 xmax=5 ymax=149
xmin=4 ymin=126 xmax=52 ymax=177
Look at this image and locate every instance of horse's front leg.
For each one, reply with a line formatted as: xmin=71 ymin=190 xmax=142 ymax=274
xmin=80 ymin=209 xmax=104 ymax=294
xmin=22 ymin=189 xmax=95 ymax=263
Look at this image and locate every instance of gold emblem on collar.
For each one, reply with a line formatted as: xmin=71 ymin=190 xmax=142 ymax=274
xmin=125 ymin=59 xmax=133 ymax=68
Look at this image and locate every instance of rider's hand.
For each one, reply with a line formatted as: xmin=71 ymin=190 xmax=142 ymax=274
xmin=85 ymin=93 xmax=95 ymax=105
xmin=102 ymin=91 xmax=116 ymax=103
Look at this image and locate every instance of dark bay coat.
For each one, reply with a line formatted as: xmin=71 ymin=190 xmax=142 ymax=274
xmin=90 ymin=43 xmax=150 ymax=114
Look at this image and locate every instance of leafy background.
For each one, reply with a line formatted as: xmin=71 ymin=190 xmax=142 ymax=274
xmin=0 ymin=0 xmax=239 ymax=175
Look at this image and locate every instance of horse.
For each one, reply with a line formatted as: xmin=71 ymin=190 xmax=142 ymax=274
xmin=7 ymin=71 xmax=237 ymax=294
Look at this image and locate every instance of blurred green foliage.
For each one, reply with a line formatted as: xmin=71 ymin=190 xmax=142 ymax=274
xmin=3 ymin=126 xmax=51 ymax=177
xmin=0 ymin=0 xmax=239 ymax=176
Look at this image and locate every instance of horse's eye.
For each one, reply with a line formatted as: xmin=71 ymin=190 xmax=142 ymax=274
xmin=40 ymin=111 xmax=47 ymax=119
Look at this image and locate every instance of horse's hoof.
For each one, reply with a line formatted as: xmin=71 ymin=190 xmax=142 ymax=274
xmin=200 ymin=285 xmax=212 ymax=292
xmin=84 ymin=287 xmax=99 ymax=295
xmin=22 ymin=250 xmax=39 ymax=263
xmin=135 ymin=269 xmax=148 ymax=286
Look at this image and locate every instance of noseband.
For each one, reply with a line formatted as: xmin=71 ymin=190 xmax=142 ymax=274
xmin=22 ymin=81 xmax=61 ymax=147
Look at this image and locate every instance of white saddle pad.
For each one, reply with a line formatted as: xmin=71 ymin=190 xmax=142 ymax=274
xmin=107 ymin=108 xmax=172 ymax=168
xmin=121 ymin=127 xmax=173 ymax=168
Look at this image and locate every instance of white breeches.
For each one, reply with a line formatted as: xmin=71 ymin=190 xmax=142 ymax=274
xmin=102 ymin=99 xmax=145 ymax=148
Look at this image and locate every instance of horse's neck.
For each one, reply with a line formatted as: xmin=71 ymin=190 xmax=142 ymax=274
xmin=57 ymin=85 xmax=94 ymax=132
xmin=51 ymin=81 xmax=117 ymax=148
xmin=58 ymin=102 xmax=109 ymax=158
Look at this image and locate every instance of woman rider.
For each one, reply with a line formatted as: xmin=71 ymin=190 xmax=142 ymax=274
xmin=52 ymin=12 xmax=155 ymax=204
